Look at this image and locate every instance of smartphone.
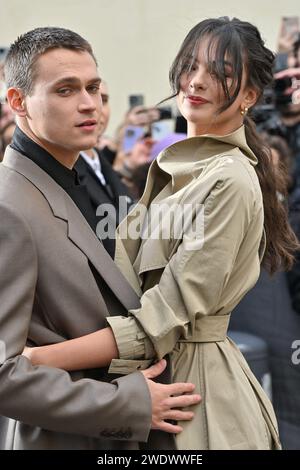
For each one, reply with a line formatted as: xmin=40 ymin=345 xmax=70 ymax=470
xmin=282 ymin=16 xmax=299 ymax=41
xmin=151 ymin=120 xmax=174 ymax=141
xmin=157 ymin=106 xmax=172 ymax=120
xmin=128 ymin=94 xmax=144 ymax=109
xmin=123 ymin=125 xmax=145 ymax=153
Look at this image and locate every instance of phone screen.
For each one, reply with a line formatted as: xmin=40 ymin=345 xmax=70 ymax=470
xmin=122 ymin=125 xmax=146 ymax=153
xmin=151 ymin=120 xmax=174 ymax=141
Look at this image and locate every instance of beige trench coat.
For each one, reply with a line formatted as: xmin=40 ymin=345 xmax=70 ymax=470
xmin=107 ymin=126 xmax=281 ymax=450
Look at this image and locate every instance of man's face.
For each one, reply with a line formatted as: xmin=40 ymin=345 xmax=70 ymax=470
xmin=98 ymin=81 xmax=110 ymax=135
xmin=21 ymin=48 xmax=102 ymax=164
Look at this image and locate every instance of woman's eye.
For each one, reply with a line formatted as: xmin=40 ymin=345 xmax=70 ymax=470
xmin=182 ymin=62 xmax=196 ymax=72
xmin=209 ymin=71 xmax=218 ymax=78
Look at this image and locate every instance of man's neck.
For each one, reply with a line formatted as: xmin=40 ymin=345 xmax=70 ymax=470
xmin=82 ymin=148 xmax=97 ymax=159
xmin=17 ymin=122 xmax=78 ymax=169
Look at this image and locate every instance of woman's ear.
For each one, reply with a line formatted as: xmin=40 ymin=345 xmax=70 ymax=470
xmin=6 ymin=88 xmax=27 ymax=117
xmin=242 ymin=87 xmax=259 ymax=111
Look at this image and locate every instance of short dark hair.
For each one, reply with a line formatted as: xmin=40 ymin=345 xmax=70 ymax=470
xmin=4 ymin=27 xmax=97 ymax=95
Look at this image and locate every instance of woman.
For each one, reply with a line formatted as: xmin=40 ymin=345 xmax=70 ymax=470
xmin=24 ymin=17 xmax=299 ymax=449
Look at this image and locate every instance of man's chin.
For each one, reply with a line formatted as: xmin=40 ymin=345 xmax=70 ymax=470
xmin=79 ymin=138 xmax=98 ymax=151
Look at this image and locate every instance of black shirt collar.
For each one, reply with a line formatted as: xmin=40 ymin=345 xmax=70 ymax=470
xmin=11 ymin=126 xmax=80 ymax=190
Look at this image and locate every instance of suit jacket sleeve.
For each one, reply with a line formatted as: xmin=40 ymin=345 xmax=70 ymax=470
xmin=0 ymin=202 xmax=151 ymax=441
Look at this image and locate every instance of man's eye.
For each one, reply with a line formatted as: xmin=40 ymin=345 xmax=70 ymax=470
xmin=88 ymin=85 xmax=100 ymax=94
xmin=57 ymin=88 xmax=72 ymax=95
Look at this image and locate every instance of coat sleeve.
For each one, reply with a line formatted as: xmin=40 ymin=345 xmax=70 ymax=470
xmin=108 ymin=160 xmax=257 ymax=373
xmin=0 ymin=202 xmax=151 ymax=441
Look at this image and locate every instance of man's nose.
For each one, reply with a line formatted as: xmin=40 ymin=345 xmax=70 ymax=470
xmin=78 ymin=90 xmax=98 ymax=112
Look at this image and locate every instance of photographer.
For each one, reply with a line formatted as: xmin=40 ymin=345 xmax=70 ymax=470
xmin=273 ymin=35 xmax=300 ymax=180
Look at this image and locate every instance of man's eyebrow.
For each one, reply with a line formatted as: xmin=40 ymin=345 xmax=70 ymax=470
xmin=52 ymin=76 xmax=102 ymax=86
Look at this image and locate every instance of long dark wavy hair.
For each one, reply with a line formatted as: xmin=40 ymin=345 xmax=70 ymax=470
xmin=168 ymin=17 xmax=299 ymax=274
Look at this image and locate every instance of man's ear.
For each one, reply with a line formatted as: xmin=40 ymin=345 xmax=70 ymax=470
xmin=6 ymin=88 xmax=27 ymax=117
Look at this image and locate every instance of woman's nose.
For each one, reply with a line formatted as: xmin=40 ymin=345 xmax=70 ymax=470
xmin=189 ymin=65 xmax=207 ymax=90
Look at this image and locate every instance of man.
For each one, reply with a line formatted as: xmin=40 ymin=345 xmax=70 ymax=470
xmin=75 ymin=81 xmax=133 ymax=258
xmin=95 ymin=80 xmax=119 ymax=164
xmin=0 ymin=27 xmax=200 ymax=450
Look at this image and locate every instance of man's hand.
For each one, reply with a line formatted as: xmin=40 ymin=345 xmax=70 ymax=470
xmin=142 ymin=359 xmax=201 ymax=434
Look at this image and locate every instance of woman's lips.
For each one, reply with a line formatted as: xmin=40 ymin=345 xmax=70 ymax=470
xmin=186 ymin=95 xmax=210 ymax=105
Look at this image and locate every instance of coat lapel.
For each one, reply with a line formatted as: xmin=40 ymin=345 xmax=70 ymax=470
xmin=2 ymin=147 xmax=140 ymax=311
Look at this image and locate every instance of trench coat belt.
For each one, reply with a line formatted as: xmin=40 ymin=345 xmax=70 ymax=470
xmin=177 ymin=314 xmax=230 ymax=343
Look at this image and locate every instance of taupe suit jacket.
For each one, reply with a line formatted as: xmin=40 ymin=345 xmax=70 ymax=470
xmin=0 ymin=147 xmax=157 ymax=449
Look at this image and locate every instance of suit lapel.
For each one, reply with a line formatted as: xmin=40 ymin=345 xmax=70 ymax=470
xmin=3 ymin=147 xmax=141 ymax=312
xmin=64 ymin=197 xmax=140 ymax=310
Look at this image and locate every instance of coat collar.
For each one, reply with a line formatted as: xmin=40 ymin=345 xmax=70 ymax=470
xmin=156 ymin=125 xmax=258 ymax=192
xmin=2 ymin=146 xmax=140 ymax=311
xmin=115 ymin=125 xmax=258 ymax=274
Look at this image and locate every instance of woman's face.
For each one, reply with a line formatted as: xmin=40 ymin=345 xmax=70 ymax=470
xmin=177 ymin=38 xmax=256 ymax=137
